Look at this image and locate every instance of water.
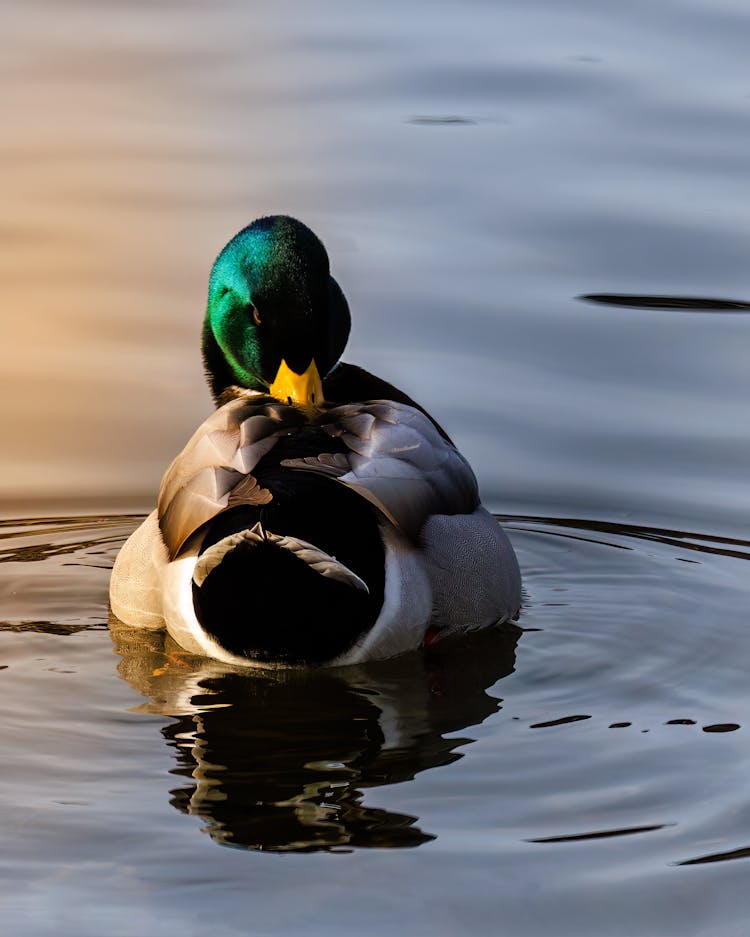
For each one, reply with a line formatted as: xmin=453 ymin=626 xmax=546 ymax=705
xmin=2 ymin=1 xmax=750 ymax=934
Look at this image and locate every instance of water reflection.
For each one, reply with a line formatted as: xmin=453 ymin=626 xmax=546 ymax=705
xmin=579 ymin=293 xmax=750 ymax=312
xmin=111 ymin=618 xmax=520 ymax=852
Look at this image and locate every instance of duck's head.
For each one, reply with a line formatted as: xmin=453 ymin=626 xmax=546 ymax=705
xmin=202 ymin=215 xmax=351 ymax=405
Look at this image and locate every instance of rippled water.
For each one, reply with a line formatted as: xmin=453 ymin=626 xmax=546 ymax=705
xmin=3 ymin=1 xmax=750 ymax=934
xmin=3 ymin=514 xmax=749 ymax=933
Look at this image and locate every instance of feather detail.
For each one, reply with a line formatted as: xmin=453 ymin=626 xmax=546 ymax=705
xmin=282 ymin=400 xmax=479 ymax=538
xmin=157 ymin=398 xmax=303 ymax=559
xmin=159 ymin=396 xmax=478 ymax=558
xmin=193 ymin=523 xmax=369 ymax=594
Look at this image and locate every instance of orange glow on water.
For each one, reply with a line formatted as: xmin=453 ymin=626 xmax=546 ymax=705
xmin=1 ymin=5 xmax=331 ymax=507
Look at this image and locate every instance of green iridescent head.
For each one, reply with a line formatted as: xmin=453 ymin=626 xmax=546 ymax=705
xmin=202 ymin=216 xmax=351 ymax=402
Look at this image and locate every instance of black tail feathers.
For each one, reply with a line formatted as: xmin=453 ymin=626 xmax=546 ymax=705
xmin=192 ymin=508 xmax=384 ymax=665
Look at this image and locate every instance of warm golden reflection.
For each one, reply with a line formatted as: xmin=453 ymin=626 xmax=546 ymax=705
xmin=1 ymin=4 xmax=328 ymax=507
xmin=111 ymin=616 xmax=520 ymax=852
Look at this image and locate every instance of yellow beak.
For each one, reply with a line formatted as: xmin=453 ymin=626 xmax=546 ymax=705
xmin=269 ymin=358 xmax=324 ymax=407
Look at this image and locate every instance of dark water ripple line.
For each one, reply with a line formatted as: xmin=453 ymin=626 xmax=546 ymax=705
xmin=407 ymin=115 xmax=478 ymax=125
xmin=579 ymin=293 xmax=750 ymax=313
xmin=0 ymin=515 xmax=140 ymax=565
xmin=498 ymin=515 xmax=750 ymax=561
xmin=0 ymin=516 xmax=143 ymax=551
xmin=529 ymin=714 xmax=591 ymax=729
xmin=0 ymin=535 xmax=125 ymax=565
xmin=0 ymin=514 xmax=143 ymax=532
xmin=525 ymin=717 xmax=742 ymax=733
xmin=528 ymin=823 xmax=672 ymax=844
xmin=678 ymin=846 xmax=750 ymax=866
xmin=0 ymin=620 xmax=107 ymax=634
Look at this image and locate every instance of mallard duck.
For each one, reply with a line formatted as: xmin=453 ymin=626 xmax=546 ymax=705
xmin=110 ymin=215 xmax=521 ymax=666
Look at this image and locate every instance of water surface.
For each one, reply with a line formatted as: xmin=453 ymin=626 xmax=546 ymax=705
xmin=2 ymin=1 xmax=750 ymax=934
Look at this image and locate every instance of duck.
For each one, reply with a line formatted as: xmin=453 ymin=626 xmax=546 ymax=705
xmin=109 ymin=215 xmax=521 ymax=667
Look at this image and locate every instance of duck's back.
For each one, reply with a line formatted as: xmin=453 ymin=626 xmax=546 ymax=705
xmin=110 ymin=394 xmax=521 ymax=666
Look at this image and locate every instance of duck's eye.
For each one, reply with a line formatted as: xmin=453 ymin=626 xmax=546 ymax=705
xmin=252 ymin=307 xmax=262 ymax=326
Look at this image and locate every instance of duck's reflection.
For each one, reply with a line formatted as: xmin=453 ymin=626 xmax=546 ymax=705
xmin=111 ymin=618 xmax=520 ymax=852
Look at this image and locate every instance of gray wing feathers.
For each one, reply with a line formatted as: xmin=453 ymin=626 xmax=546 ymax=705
xmin=158 ymin=398 xmax=287 ymax=558
xmin=158 ymin=397 xmax=477 ymax=557
xmin=288 ymin=452 xmax=350 ymax=476
xmin=283 ymin=401 xmax=479 ymax=538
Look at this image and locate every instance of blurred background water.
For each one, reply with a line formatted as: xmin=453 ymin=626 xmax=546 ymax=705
xmin=1 ymin=1 xmax=750 ymax=935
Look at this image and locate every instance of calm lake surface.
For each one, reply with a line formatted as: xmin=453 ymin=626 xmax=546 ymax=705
xmin=2 ymin=1 xmax=750 ymax=934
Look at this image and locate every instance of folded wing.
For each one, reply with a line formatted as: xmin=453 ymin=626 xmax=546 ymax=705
xmin=158 ymin=396 xmax=479 ymax=559
xmin=283 ymin=400 xmax=479 ymax=538
xmin=157 ymin=396 xmax=304 ymax=558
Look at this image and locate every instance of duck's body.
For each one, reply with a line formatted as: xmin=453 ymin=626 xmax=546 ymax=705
xmin=110 ymin=216 xmax=521 ymax=667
